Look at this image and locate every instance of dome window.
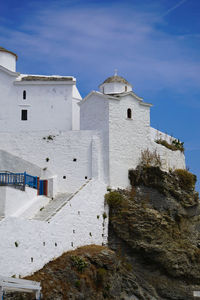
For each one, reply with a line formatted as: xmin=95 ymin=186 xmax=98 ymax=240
xmin=127 ymin=108 xmax=132 ymax=119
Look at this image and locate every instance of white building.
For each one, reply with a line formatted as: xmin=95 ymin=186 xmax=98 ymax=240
xmin=0 ymin=47 xmax=186 ymax=277
xmin=0 ymin=47 xmax=81 ymax=132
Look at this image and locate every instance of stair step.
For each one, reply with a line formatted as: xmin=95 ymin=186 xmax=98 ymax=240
xmin=32 ymin=193 xmax=72 ymax=221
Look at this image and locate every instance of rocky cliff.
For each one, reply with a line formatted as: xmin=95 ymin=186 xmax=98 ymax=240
xmin=108 ymin=166 xmax=200 ymax=299
xmin=6 ymin=166 xmax=200 ymax=300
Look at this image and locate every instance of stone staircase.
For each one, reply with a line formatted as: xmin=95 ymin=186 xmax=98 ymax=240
xmin=32 ymin=179 xmax=91 ymax=222
xmin=32 ymin=192 xmax=72 ymax=221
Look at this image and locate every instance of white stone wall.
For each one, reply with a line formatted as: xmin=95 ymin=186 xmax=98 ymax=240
xmin=0 ymin=186 xmax=37 ymax=218
xmin=13 ymin=81 xmax=73 ymax=132
xmin=80 ymin=93 xmax=110 ymax=182
xmin=0 ymin=149 xmax=42 ymax=177
xmin=0 ymin=131 xmax=103 ymax=194
xmin=150 ymin=127 xmax=175 ymax=144
xmin=0 ymin=179 xmax=108 ymax=277
xmin=0 ymin=52 xmax=16 ymax=72
xmin=149 ymin=127 xmax=185 ymax=171
xmin=108 ymin=94 xmax=151 ymax=189
xmin=0 ymin=68 xmax=81 ymax=132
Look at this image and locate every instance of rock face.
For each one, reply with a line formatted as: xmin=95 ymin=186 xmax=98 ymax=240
xmin=108 ymin=166 xmax=200 ymax=299
xmin=6 ymin=166 xmax=200 ymax=300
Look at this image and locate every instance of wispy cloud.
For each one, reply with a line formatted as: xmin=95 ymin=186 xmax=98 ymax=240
xmin=161 ymin=0 xmax=188 ymax=17
xmin=0 ymin=0 xmax=199 ymax=97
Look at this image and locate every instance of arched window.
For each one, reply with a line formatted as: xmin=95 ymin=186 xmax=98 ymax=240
xmin=23 ymin=90 xmax=26 ymax=100
xmin=127 ymin=108 xmax=132 ymax=119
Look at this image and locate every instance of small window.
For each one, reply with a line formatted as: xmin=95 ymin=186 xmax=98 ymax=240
xmin=127 ymin=108 xmax=132 ymax=119
xmin=21 ymin=110 xmax=27 ymax=121
xmin=125 ymin=86 xmax=127 ymax=92
xmin=23 ymin=90 xmax=26 ymax=100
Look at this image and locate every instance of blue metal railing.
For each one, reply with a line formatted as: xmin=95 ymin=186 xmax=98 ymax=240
xmin=0 ymin=171 xmax=38 ymax=191
xmin=24 ymin=172 xmax=38 ymax=189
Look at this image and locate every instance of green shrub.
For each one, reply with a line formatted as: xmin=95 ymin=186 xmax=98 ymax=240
xmin=174 ymin=169 xmax=196 ymax=190
xmin=71 ymin=255 xmax=88 ymax=273
xmin=156 ymin=139 xmax=184 ymax=153
xmin=105 ymin=191 xmax=124 ymax=208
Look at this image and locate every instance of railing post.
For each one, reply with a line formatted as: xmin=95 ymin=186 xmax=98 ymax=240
xmin=23 ymin=172 xmax=26 ymax=191
xmin=37 ymin=177 xmax=40 ymax=195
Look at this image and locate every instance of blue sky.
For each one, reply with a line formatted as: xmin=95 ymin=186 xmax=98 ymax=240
xmin=0 ymin=0 xmax=200 ymax=189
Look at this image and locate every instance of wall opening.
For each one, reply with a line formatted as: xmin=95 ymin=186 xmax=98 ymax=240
xmin=127 ymin=108 xmax=132 ymax=119
xmin=125 ymin=86 xmax=127 ymax=92
xmin=21 ymin=109 xmax=28 ymax=121
xmin=23 ymin=90 xmax=26 ymax=100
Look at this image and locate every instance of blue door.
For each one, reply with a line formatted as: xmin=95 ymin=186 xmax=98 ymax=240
xmin=39 ymin=180 xmax=48 ymax=196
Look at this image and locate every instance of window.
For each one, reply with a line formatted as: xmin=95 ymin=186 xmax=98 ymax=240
xmin=21 ymin=110 xmax=27 ymax=121
xmin=125 ymin=86 xmax=127 ymax=92
xmin=127 ymin=108 xmax=132 ymax=119
xmin=23 ymin=90 xmax=26 ymax=100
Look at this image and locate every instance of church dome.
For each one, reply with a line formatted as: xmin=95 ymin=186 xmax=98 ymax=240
xmin=99 ymin=72 xmax=132 ymax=95
xmin=102 ymin=75 xmax=130 ymax=85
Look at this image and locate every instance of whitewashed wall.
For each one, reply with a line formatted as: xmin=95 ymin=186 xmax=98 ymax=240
xmin=0 ymin=179 xmax=108 ymax=277
xmin=0 ymin=131 xmax=103 ymax=194
xmin=80 ymin=93 xmax=110 ymax=183
xmin=150 ymin=127 xmax=175 ymax=144
xmin=149 ymin=127 xmax=185 ymax=171
xmin=13 ymin=81 xmax=73 ymax=132
xmin=0 ymin=186 xmax=37 ymax=218
xmin=108 ymin=94 xmax=151 ymax=189
xmin=0 ymin=68 xmax=80 ymax=132
xmin=0 ymin=149 xmax=42 ymax=177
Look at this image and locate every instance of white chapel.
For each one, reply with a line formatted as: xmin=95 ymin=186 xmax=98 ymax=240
xmin=0 ymin=47 xmax=186 ymax=278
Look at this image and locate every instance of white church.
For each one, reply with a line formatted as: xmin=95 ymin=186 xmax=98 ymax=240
xmin=0 ymin=46 xmax=186 ymax=278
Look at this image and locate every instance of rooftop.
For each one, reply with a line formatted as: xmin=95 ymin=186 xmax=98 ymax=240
xmin=102 ymin=75 xmax=130 ymax=85
xmin=21 ymin=75 xmax=74 ymax=81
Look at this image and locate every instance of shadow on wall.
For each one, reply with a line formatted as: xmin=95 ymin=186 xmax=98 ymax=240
xmin=0 ymin=149 xmax=43 ymax=177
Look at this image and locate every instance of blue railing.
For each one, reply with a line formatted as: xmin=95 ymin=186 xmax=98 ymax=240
xmin=0 ymin=171 xmax=38 ymax=191
xmin=24 ymin=172 xmax=38 ymax=189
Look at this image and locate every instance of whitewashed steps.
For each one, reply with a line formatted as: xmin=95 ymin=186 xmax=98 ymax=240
xmin=32 ymin=193 xmax=72 ymax=222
